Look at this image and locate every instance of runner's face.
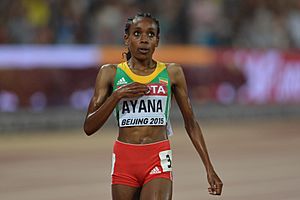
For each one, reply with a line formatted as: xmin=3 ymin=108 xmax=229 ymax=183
xmin=125 ymin=17 xmax=159 ymax=60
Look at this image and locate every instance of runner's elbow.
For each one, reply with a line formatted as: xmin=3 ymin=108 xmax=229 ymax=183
xmin=84 ymin=127 xmax=93 ymax=136
xmin=83 ymin=123 xmax=96 ymax=136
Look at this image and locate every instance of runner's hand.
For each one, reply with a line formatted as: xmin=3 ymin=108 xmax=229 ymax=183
xmin=207 ymin=170 xmax=223 ymax=195
xmin=114 ymin=82 xmax=149 ymax=99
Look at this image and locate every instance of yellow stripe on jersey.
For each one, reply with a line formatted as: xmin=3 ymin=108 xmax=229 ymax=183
xmin=118 ymin=61 xmax=166 ymax=84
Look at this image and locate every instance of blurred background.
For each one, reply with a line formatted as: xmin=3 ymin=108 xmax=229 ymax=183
xmin=0 ymin=0 xmax=299 ymax=131
xmin=0 ymin=0 xmax=300 ymax=200
xmin=0 ymin=0 xmax=300 ymax=121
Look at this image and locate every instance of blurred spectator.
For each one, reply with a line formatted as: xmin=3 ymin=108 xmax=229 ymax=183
xmin=233 ymin=0 xmax=290 ymax=49
xmin=87 ymin=1 xmax=124 ymax=44
xmin=157 ymin=0 xmax=189 ymax=44
xmin=5 ymin=1 xmax=34 ymax=43
xmin=286 ymin=1 xmax=300 ymax=48
xmin=22 ymin=0 xmax=50 ymax=27
xmin=54 ymin=0 xmax=88 ymax=43
xmin=188 ymin=0 xmax=224 ymax=46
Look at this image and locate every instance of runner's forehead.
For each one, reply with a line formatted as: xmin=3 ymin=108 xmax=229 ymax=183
xmin=131 ymin=17 xmax=158 ymax=30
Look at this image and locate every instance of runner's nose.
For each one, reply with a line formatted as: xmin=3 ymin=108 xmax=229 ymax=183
xmin=140 ymin=33 xmax=149 ymax=43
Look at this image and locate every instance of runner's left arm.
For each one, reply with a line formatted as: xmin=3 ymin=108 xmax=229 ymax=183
xmin=168 ymin=63 xmax=223 ymax=195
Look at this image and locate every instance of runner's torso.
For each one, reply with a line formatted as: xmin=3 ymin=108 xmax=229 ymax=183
xmin=112 ymin=61 xmax=172 ymax=144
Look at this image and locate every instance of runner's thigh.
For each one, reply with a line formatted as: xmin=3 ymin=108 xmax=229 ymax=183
xmin=140 ymin=178 xmax=172 ymax=200
xmin=112 ymin=184 xmax=141 ymax=200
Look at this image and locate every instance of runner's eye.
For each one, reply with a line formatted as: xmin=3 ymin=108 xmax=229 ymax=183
xmin=148 ymin=32 xmax=155 ymax=37
xmin=133 ymin=31 xmax=140 ymax=37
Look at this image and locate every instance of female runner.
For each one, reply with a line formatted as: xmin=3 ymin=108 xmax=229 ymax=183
xmin=84 ymin=13 xmax=223 ymax=200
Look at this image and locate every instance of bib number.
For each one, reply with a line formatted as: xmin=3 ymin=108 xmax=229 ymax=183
xmin=159 ymin=150 xmax=172 ymax=172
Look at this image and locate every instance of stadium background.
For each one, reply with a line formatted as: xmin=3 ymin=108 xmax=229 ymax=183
xmin=0 ymin=0 xmax=300 ymax=199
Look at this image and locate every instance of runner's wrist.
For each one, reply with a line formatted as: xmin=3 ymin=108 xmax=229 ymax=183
xmin=205 ymin=163 xmax=214 ymax=173
xmin=111 ymin=90 xmax=122 ymax=101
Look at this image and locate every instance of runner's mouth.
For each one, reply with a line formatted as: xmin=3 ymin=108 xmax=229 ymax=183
xmin=138 ymin=48 xmax=150 ymax=54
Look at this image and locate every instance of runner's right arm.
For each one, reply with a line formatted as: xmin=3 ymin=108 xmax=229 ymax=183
xmin=83 ymin=64 xmax=148 ymax=135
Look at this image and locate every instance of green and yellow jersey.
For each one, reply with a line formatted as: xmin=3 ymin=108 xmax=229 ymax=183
xmin=113 ymin=61 xmax=173 ymax=135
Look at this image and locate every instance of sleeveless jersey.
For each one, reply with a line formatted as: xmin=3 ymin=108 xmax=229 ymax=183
xmin=113 ymin=61 xmax=173 ymax=135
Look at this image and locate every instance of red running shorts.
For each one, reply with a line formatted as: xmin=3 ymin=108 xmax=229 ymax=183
xmin=111 ymin=140 xmax=173 ymax=187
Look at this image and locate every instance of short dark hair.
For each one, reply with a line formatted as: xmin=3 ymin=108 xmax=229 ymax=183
xmin=125 ymin=12 xmax=160 ymax=36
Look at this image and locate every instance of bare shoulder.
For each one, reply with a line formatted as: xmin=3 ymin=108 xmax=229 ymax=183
xmin=166 ymin=63 xmax=183 ymax=74
xmin=97 ymin=64 xmax=117 ymax=79
xmin=166 ymin=63 xmax=184 ymax=85
xmin=94 ymin=64 xmax=118 ymax=87
xmin=99 ymin=63 xmax=117 ymax=74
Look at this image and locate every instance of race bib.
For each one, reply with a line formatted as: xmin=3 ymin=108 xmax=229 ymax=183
xmin=159 ymin=150 xmax=172 ymax=172
xmin=118 ymin=84 xmax=168 ymax=127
